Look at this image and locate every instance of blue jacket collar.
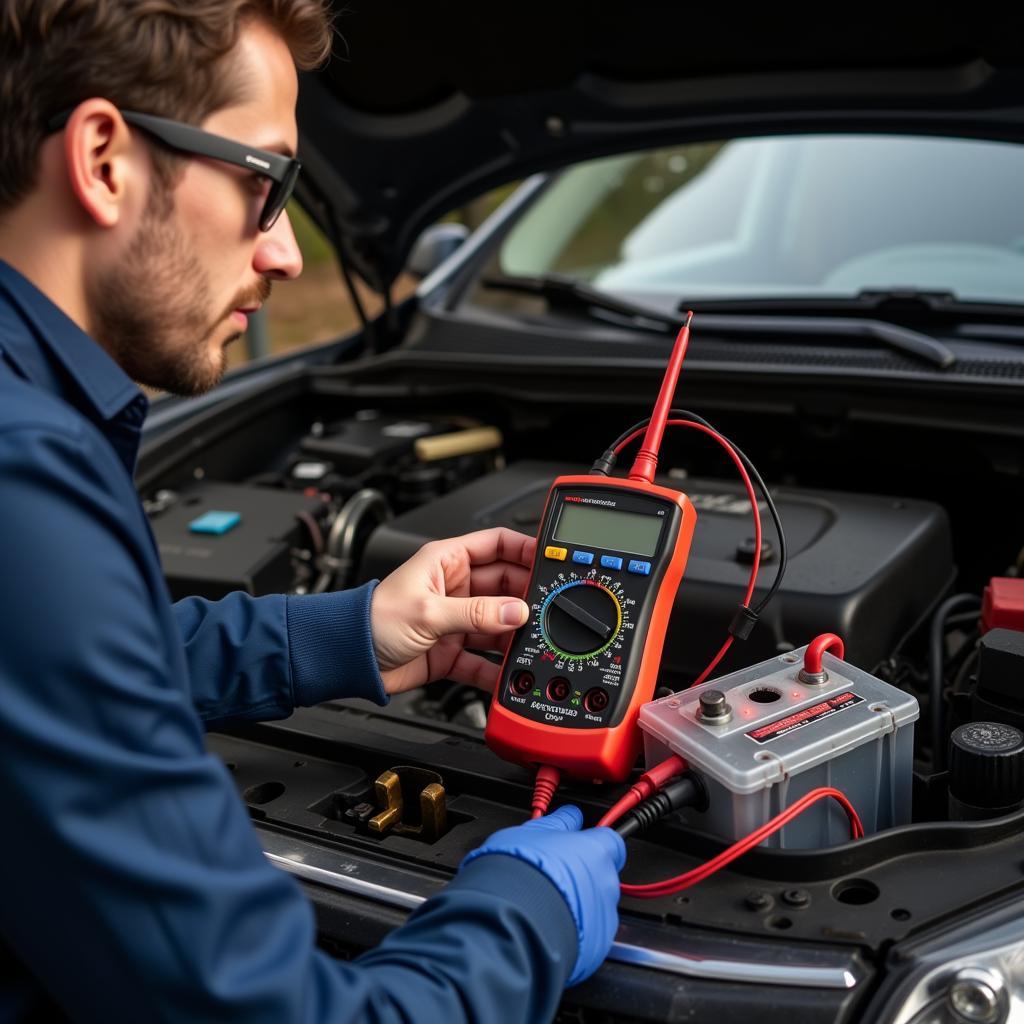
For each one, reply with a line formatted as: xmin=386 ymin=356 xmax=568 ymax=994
xmin=0 ymin=260 xmax=145 ymax=423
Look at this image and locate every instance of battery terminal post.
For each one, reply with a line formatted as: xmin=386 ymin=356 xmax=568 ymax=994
xmin=798 ymin=633 xmax=845 ymax=685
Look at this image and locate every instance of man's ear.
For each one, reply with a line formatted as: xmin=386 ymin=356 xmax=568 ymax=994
xmin=62 ymin=99 xmax=138 ymax=229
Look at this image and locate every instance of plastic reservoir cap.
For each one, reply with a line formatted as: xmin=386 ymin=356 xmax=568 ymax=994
xmin=949 ymin=722 xmax=1024 ymax=810
xmin=982 ymin=577 xmax=1024 ymax=633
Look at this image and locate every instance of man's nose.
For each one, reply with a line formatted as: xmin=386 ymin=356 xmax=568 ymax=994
xmin=253 ymin=208 xmax=303 ymax=280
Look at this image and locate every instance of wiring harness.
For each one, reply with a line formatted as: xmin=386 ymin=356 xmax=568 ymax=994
xmin=592 ymin=409 xmax=788 ymax=686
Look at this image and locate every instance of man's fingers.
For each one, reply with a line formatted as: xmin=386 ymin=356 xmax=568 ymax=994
xmin=431 ymin=594 xmax=529 ymax=638
xmin=463 ymin=631 xmax=514 ymax=654
xmin=528 ymin=805 xmax=583 ymax=832
xmin=445 ymin=649 xmax=501 ymax=691
xmin=442 ymin=528 xmax=537 ymax=571
xmin=380 ymin=654 xmax=429 ymax=696
xmin=469 ymin=562 xmax=532 ymax=600
xmin=590 ymin=827 xmax=628 ymax=872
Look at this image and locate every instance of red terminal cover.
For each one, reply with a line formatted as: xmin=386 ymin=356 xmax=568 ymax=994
xmin=982 ymin=577 xmax=1024 ymax=633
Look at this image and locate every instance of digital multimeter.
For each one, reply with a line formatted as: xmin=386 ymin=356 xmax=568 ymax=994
xmin=485 ymin=316 xmax=698 ymax=783
xmin=486 ymin=477 xmax=696 ymax=781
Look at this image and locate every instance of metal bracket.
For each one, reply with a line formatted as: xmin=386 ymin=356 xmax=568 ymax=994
xmin=368 ymin=765 xmax=447 ymax=842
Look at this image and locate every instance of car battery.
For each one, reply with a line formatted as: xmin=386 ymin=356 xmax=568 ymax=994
xmin=639 ymin=646 xmax=919 ymax=848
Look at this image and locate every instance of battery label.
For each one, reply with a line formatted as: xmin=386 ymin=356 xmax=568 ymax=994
xmin=746 ymin=691 xmax=864 ymax=744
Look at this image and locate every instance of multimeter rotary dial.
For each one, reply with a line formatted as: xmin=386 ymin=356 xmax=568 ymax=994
xmin=540 ymin=579 xmax=623 ymax=658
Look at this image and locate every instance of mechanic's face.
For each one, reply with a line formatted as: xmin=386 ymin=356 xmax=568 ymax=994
xmin=90 ymin=18 xmax=302 ymax=396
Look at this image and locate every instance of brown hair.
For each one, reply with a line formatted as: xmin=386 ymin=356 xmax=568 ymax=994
xmin=0 ymin=0 xmax=332 ymax=212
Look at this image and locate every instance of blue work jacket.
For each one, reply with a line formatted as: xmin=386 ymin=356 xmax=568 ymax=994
xmin=0 ymin=261 xmax=575 ymax=1023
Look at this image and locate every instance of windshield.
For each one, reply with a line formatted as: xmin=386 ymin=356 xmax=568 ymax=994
xmin=493 ymin=135 xmax=1024 ymax=307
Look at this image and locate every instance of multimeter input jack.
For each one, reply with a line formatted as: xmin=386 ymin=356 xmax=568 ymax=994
xmin=546 ymin=677 xmax=571 ymax=702
xmin=510 ymin=671 xmax=534 ymax=697
xmin=584 ymin=688 xmax=610 ymax=714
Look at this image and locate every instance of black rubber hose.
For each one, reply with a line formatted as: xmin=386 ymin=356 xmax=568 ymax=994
xmin=929 ymin=594 xmax=981 ymax=770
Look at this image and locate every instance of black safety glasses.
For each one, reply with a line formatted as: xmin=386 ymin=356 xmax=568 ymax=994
xmin=47 ymin=108 xmax=301 ymax=232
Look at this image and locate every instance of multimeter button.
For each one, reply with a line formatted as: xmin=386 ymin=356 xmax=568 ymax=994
xmin=572 ymin=550 xmax=594 ymax=565
xmin=627 ymin=560 xmax=651 ymax=575
xmin=583 ymin=688 xmax=610 ymax=713
xmin=510 ymin=671 xmax=534 ymax=696
xmin=544 ymin=546 xmax=568 ymax=561
xmin=547 ymin=677 xmax=571 ymax=702
xmin=600 ymin=555 xmax=623 ymax=570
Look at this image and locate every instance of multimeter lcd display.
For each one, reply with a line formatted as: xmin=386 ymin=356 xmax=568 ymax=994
xmin=553 ymin=501 xmax=663 ymax=557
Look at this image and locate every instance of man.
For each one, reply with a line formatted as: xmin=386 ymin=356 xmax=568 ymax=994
xmin=0 ymin=2 xmax=625 ymax=1021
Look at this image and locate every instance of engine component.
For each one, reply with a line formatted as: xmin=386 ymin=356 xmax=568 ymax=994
xmin=290 ymin=460 xmax=333 ymax=483
xmin=638 ymin=646 xmax=919 ymax=848
xmin=296 ymin=411 xmax=503 ymax=511
xmin=146 ymin=482 xmax=325 ymax=600
xmin=300 ymin=411 xmax=501 ymax=473
xmin=948 ymin=721 xmax=1024 ymax=821
xmin=311 ymin=488 xmax=391 ymax=593
xmin=982 ymin=578 xmax=1024 ymax=633
xmin=364 ymin=766 xmax=447 ymax=842
xmin=971 ymin=628 xmax=1024 ymax=729
xmin=359 ymin=460 xmax=954 ymax=680
xmin=300 ymin=412 xmax=453 ymax=471
xmin=414 ymin=426 xmax=503 ymax=463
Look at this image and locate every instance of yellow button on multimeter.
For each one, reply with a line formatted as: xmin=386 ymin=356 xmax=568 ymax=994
xmin=544 ymin=545 xmax=568 ymax=561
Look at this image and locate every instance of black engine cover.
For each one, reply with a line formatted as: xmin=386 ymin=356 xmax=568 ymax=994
xmin=358 ymin=461 xmax=953 ymax=680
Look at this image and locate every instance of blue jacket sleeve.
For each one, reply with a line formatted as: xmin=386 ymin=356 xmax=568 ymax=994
xmin=172 ymin=584 xmax=388 ymax=728
xmin=0 ymin=423 xmax=577 ymax=1023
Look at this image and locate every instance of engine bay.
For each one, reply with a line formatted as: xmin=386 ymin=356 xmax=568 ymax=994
xmin=138 ymin=364 xmax=1024 ymax=960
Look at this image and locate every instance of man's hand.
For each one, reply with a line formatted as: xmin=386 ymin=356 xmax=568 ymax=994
xmin=370 ymin=527 xmax=536 ymax=695
xmin=460 ymin=806 xmax=626 ymax=986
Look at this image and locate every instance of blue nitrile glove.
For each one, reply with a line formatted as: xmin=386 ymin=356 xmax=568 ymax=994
xmin=460 ymin=805 xmax=626 ymax=986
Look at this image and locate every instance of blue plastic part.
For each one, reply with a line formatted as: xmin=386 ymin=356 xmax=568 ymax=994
xmin=188 ymin=510 xmax=241 ymax=535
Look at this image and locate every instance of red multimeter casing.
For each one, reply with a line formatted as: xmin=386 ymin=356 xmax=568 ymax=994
xmin=486 ymin=473 xmax=697 ymax=783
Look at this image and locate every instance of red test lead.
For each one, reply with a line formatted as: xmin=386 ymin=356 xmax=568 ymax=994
xmin=628 ymin=312 xmax=693 ymax=485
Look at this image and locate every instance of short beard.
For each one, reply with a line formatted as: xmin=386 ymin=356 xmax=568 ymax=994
xmin=88 ymin=185 xmax=269 ymax=397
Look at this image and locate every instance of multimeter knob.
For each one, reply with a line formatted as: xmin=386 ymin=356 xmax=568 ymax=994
xmin=543 ymin=582 xmax=621 ymax=656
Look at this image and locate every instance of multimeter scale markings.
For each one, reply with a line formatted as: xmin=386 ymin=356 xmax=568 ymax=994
xmin=502 ymin=487 xmax=676 ymax=730
xmin=537 ymin=578 xmax=624 ymax=661
xmin=508 ymin=568 xmax=636 ymax=723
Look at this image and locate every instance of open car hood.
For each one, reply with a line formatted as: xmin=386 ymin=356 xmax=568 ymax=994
xmin=295 ymin=2 xmax=1024 ymax=290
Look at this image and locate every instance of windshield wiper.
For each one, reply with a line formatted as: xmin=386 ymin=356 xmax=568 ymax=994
xmin=688 ymin=311 xmax=957 ymax=369
xmin=483 ymin=276 xmax=958 ymax=368
xmin=685 ymin=289 xmax=1024 ymax=326
xmin=680 ymin=289 xmax=1024 ymax=369
xmin=481 ymin=274 xmax=679 ymax=334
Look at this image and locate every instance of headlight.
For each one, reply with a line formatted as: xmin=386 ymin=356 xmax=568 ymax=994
xmin=880 ymin=899 xmax=1024 ymax=1023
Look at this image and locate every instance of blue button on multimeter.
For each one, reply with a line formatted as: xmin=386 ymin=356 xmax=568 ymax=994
xmin=188 ymin=510 xmax=241 ymax=535
xmin=628 ymin=559 xmax=651 ymax=575
xmin=572 ymin=550 xmax=595 ymax=565
xmin=600 ymin=555 xmax=623 ymax=570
